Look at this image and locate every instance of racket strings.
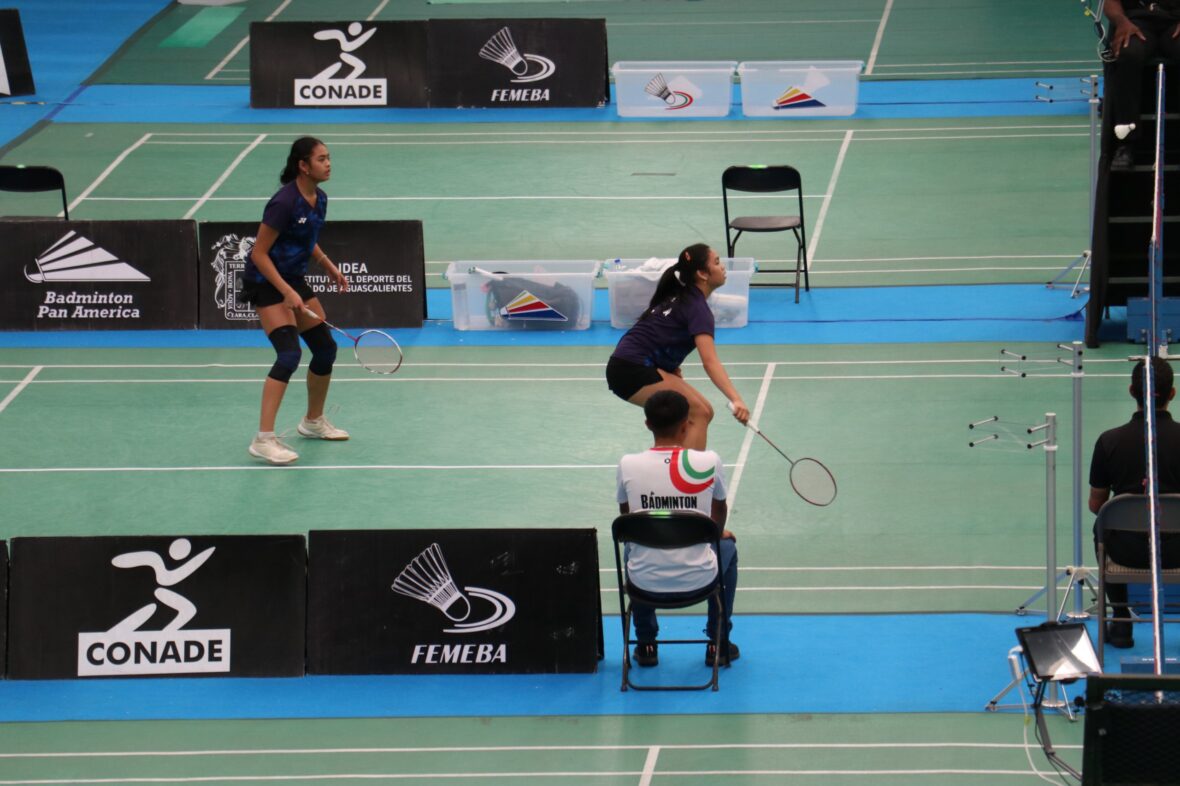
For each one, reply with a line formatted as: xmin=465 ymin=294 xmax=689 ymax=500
xmin=789 ymin=458 xmax=837 ymax=507
xmin=354 ymin=330 xmax=403 ymax=375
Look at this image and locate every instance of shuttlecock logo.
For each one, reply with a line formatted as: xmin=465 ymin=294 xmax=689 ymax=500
xmin=478 ymin=26 xmax=555 ymax=83
xmin=77 ymin=538 xmax=231 ymax=676
xmin=498 ymin=290 xmax=568 ymax=322
xmin=25 ymin=231 xmax=150 ymax=283
xmin=644 ymin=73 xmax=695 ymax=110
xmin=0 ymin=40 xmax=10 ymax=96
xmin=391 ymin=543 xmax=516 ymax=634
xmin=295 ymin=22 xmax=387 ymax=106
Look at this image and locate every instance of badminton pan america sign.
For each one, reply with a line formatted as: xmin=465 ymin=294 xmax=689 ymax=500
xmin=307 ymin=529 xmax=601 ymax=674
xmin=0 ymin=219 xmax=198 ymax=330
xmin=6 ymin=535 xmax=306 ymax=679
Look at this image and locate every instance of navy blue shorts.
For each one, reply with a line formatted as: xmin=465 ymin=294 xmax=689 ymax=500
xmin=606 ymin=356 xmax=663 ymax=401
xmin=242 ymin=276 xmax=315 ymax=309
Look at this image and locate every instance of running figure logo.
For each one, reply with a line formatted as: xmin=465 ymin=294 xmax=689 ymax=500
xmin=77 ymin=538 xmax=231 ymax=676
xmin=295 ymin=22 xmax=387 ymax=106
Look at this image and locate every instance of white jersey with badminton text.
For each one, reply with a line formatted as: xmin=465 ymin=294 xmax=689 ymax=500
xmin=616 ymin=446 xmax=727 ymax=593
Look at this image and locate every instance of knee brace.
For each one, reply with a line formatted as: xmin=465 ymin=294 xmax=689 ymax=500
xmin=266 ymin=325 xmax=302 ymax=383
xmin=302 ymin=322 xmax=337 ymax=376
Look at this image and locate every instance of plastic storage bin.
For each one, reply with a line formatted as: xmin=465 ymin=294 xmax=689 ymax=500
xmin=612 ymin=60 xmax=737 ymax=118
xmin=738 ymin=60 xmax=863 ymax=118
xmin=445 ymin=260 xmax=600 ymax=331
xmin=604 ymin=257 xmax=756 ymax=329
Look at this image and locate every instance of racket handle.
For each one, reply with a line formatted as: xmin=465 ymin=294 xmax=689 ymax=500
xmin=301 ymin=305 xmax=324 ymax=321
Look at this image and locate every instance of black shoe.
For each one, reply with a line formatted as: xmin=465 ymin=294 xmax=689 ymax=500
xmin=633 ymin=642 xmax=658 ymax=667
xmin=1107 ymin=621 xmax=1134 ymax=649
xmin=1112 ymin=144 xmax=1135 ymax=171
xmin=706 ymin=640 xmax=740 ymax=666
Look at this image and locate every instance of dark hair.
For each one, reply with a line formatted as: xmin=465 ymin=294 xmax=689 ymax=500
xmin=1131 ymin=357 xmax=1175 ymax=407
xmin=644 ymin=390 xmax=690 ymax=437
xmin=279 ymin=136 xmax=325 ymax=184
xmin=639 ymin=243 xmax=713 ymax=319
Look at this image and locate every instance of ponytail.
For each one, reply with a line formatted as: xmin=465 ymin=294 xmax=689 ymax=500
xmin=640 ymin=243 xmax=712 ymax=318
xmin=279 ymin=136 xmax=325 ymax=185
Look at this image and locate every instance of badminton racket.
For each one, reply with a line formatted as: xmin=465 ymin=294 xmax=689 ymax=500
xmin=301 ymin=306 xmax=403 ymax=375
xmin=728 ymin=402 xmax=837 ymax=506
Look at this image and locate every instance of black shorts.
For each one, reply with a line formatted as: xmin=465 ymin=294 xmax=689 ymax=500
xmin=606 ymin=356 xmax=663 ymax=401
xmin=241 ymin=276 xmax=315 ymax=309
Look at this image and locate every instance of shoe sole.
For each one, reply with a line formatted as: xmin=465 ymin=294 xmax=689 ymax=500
xmin=248 ymin=446 xmax=298 ymax=465
xmin=297 ymin=426 xmax=350 ymax=441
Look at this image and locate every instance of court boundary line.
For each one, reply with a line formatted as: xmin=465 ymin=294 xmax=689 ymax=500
xmin=0 ymin=366 xmax=40 ymax=414
xmin=183 ymin=133 xmax=267 ymax=219
xmin=204 ymin=0 xmax=292 ymax=82
xmin=865 ymin=0 xmax=895 ymax=76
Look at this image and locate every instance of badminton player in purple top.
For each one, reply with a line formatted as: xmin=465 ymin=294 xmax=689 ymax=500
xmin=606 ymin=244 xmax=750 ymax=449
xmin=244 ymin=137 xmax=350 ymax=466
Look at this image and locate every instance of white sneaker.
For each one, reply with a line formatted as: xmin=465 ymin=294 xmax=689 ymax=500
xmin=249 ymin=434 xmax=299 ymax=465
xmin=298 ymin=415 xmax=349 ymax=441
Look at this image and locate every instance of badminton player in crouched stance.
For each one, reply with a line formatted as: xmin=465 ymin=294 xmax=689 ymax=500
xmin=244 ymin=136 xmax=350 ymax=465
xmin=606 ymin=243 xmax=749 ymax=450
xmin=616 ymin=390 xmax=740 ymax=668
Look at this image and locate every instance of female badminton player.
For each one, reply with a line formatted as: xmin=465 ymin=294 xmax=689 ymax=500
xmin=244 ymin=136 xmax=350 ymax=466
xmin=606 ymin=243 xmax=750 ymax=450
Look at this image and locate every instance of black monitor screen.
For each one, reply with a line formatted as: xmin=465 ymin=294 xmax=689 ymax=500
xmin=1016 ymin=623 xmax=1101 ymax=682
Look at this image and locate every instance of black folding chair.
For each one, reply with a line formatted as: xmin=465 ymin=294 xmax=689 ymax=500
xmin=1094 ymin=493 xmax=1180 ymax=666
xmin=0 ymin=164 xmax=69 ymax=219
xmin=722 ymin=164 xmax=808 ymax=302
xmin=611 ymin=510 xmax=727 ymax=691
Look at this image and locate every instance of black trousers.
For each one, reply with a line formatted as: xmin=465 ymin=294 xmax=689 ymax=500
xmin=1096 ymin=531 xmax=1180 ymax=618
xmin=1104 ymin=18 xmax=1180 ymax=138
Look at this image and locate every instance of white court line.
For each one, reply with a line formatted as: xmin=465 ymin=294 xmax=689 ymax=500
xmin=612 ymin=19 xmax=879 ymax=27
xmin=875 ymin=59 xmax=1099 ymax=68
xmin=205 ymin=0 xmax=291 ymax=81
xmin=638 ymin=747 xmax=660 ymax=786
xmin=865 ymin=0 xmax=895 ymax=76
xmin=366 ymin=0 xmax=389 ymax=22
xmin=0 ymin=768 xmax=1064 ymax=783
xmin=806 ymin=130 xmax=853 ymax=265
xmin=68 ymin=133 xmax=152 ymax=214
xmin=0 ymin=366 xmax=41 ymax=413
xmin=183 ymin=133 xmax=266 ymax=220
xmin=727 ymin=363 xmax=775 ymax=509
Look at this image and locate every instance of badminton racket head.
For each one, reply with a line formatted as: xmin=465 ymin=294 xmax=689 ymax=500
xmin=353 ymin=330 xmax=403 ymax=375
xmin=790 ymin=457 xmax=837 ymax=507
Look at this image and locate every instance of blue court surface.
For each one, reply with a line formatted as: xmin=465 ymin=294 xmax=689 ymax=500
xmin=0 ymin=613 xmax=1091 ymax=723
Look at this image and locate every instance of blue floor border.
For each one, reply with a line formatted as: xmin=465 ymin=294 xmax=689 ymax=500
xmin=0 ymin=613 xmax=1163 ymax=723
xmin=0 ymin=285 xmax=1088 ymax=349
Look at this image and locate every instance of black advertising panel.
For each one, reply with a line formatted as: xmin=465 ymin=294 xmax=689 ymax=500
xmin=250 ymin=21 xmax=429 ymax=108
xmin=198 ymin=220 xmax=425 ymax=328
xmin=0 ymin=9 xmax=35 ymax=97
xmin=0 ymin=220 xmax=197 ymax=330
xmin=7 ymin=535 xmax=306 ymax=679
xmin=0 ymin=541 xmax=7 ymax=678
xmin=307 ymin=529 xmax=601 ymax=674
xmin=427 ymin=19 xmax=608 ymax=108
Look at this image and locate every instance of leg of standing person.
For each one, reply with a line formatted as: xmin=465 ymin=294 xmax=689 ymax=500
xmin=296 ymin=297 xmax=349 ymax=440
xmin=250 ymin=303 xmax=301 ymax=464
xmin=629 ymin=371 xmax=715 ymax=450
xmin=1106 ymin=24 xmax=1155 ymax=168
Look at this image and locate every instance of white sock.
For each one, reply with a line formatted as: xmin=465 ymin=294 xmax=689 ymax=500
xmin=257 ymin=431 xmax=275 ymax=440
